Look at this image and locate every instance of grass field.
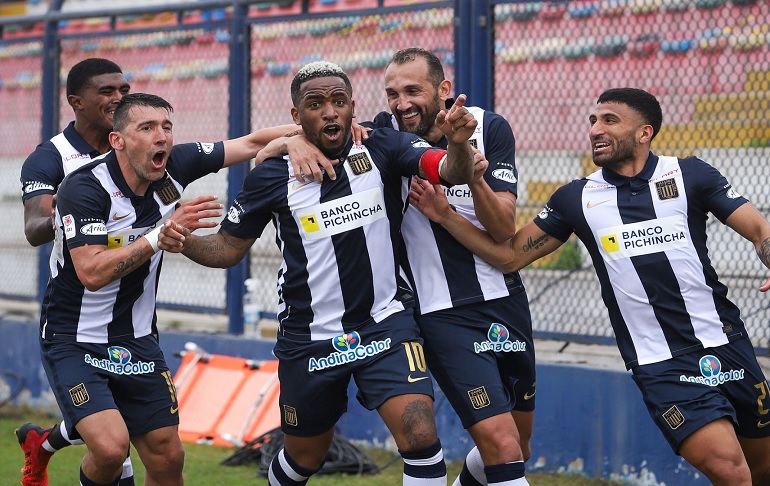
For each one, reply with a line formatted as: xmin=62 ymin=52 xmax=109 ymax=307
xmin=0 ymin=409 xmax=622 ymax=485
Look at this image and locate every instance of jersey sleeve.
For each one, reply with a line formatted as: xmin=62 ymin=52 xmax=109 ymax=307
xmin=364 ymin=128 xmax=433 ymax=178
xmin=533 ymin=182 xmax=578 ymax=242
xmin=20 ymin=144 xmax=65 ymax=201
xmin=220 ymin=161 xmax=282 ymax=240
xmin=683 ymin=157 xmax=748 ymax=223
xmin=165 ymin=141 xmax=225 ymax=188
xmin=481 ymin=112 xmax=518 ymax=196
xmin=56 ymin=173 xmax=110 ymax=250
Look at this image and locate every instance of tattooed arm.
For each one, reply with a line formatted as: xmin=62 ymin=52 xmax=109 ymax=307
xmin=409 ymin=179 xmax=562 ymax=272
xmin=725 ymin=202 xmax=770 ymax=292
xmin=181 ymin=228 xmax=256 ymax=269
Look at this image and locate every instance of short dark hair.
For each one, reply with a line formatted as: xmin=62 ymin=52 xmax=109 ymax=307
xmin=597 ymin=88 xmax=663 ymax=141
xmin=66 ymin=58 xmax=123 ymax=97
xmin=389 ymin=47 xmax=445 ymax=89
xmin=290 ymin=61 xmax=352 ymax=107
xmin=113 ymin=93 xmax=173 ymax=131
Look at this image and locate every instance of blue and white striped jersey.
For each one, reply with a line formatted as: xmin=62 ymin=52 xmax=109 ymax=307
xmin=221 ymin=128 xmax=435 ymax=341
xmin=20 ymin=122 xmax=101 ymax=201
xmin=535 ymin=153 xmax=749 ymax=368
xmin=369 ymin=107 xmax=524 ymax=314
xmin=42 ymin=142 xmax=225 ymax=343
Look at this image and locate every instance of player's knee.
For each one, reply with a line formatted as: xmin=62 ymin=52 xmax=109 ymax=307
xmin=696 ymin=456 xmax=750 ymax=484
xmin=400 ymin=399 xmax=438 ymax=450
xmin=145 ymin=443 xmax=185 ymax=478
xmin=90 ymin=442 xmax=132 ymax=471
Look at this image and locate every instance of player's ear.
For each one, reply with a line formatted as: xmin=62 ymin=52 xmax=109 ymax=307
xmin=109 ymin=131 xmax=124 ymax=150
xmin=291 ymin=107 xmax=300 ymax=125
xmin=438 ymin=79 xmax=452 ymax=100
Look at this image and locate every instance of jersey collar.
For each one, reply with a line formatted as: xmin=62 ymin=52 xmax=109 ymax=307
xmin=62 ymin=121 xmax=102 ymax=158
xmin=600 ymin=151 xmax=659 ymax=186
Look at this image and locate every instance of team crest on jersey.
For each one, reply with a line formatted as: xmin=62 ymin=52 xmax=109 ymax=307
xmin=154 ymin=174 xmax=181 ymax=206
xmin=69 ymin=383 xmax=90 ymax=407
xmin=662 ymin=405 xmax=685 ymax=430
xmin=655 ymin=178 xmax=679 ymax=200
xmin=467 ymin=386 xmax=490 ymax=409
xmin=347 ymin=152 xmax=372 ymax=175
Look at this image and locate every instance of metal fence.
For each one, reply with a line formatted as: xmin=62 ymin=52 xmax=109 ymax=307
xmin=1 ymin=0 xmax=767 ymax=350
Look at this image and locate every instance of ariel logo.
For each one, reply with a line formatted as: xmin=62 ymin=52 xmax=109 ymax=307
xmin=107 ymin=346 xmax=132 ymax=365
xmin=332 ymin=331 xmax=361 ymax=352
xmin=699 ymin=355 xmax=721 ymax=377
xmin=487 ymin=324 xmax=509 ymax=343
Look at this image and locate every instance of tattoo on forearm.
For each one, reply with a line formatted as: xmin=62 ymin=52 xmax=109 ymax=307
xmin=758 ymin=237 xmax=770 ymax=269
xmin=113 ymin=247 xmax=144 ymax=277
xmin=522 ymin=234 xmax=549 ymax=253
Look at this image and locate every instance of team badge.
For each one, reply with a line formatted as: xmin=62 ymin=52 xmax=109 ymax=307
xmin=154 ymin=174 xmax=182 ymax=206
xmin=662 ymin=405 xmax=685 ymax=430
xmin=347 ymin=152 xmax=372 ymax=175
xmin=467 ymin=386 xmax=490 ymax=409
xmin=283 ymin=405 xmax=298 ymax=426
xmin=655 ymin=178 xmax=679 ymax=200
xmin=69 ymin=383 xmax=90 ymax=407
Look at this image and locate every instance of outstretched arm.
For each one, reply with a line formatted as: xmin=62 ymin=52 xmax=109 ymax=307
xmin=221 ymin=123 xmax=299 ymax=169
xmin=409 ymin=180 xmax=562 ymax=272
xmin=181 ymin=229 xmax=256 ymax=269
xmin=725 ymin=202 xmax=770 ymax=292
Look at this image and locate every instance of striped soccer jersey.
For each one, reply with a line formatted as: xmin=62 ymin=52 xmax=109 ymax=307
xmin=42 ymin=142 xmax=225 ymax=343
xmin=20 ymin=122 xmax=102 ymax=202
xmin=535 ymin=153 xmax=749 ymax=368
xmin=221 ymin=129 xmax=436 ymax=341
xmin=369 ymin=107 xmax=524 ymax=314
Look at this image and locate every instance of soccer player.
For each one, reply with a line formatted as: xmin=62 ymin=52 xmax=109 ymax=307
xmin=33 ymin=91 xmax=303 ymax=486
xmin=18 ymin=57 xmax=135 ymax=486
xmin=260 ymin=48 xmax=534 ymax=486
xmin=179 ymin=61 xmax=477 ymax=485
xmin=410 ymin=87 xmax=770 ymax=486
xmin=18 ymin=58 xmax=304 ymax=486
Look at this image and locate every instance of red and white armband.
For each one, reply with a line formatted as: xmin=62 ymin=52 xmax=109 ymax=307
xmin=419 ymin=148 xmax=448 ymax=186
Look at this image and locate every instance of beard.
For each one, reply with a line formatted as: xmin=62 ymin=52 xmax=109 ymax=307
xmin=396 ymin=94 xmax=442 ymax=137
xmin=593 ymin=137 xmax=636 ymax=168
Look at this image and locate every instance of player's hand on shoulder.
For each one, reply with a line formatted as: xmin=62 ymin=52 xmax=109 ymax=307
xmin=471 ymin=148 xmax=488 ymax=184
xmin=286 ymin=134 xmax=337 ymax=182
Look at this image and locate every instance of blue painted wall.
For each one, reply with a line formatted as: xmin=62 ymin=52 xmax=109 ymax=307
xmin=1 ymin=318 xmax=705 ymax=484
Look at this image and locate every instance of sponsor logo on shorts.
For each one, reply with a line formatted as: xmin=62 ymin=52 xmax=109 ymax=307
xmin=307 ymin=331 xmax=391 ymax=372
xmin=468 ymin=386 xmax=490 ymax=409
xmin=84 ymin=346 xmax=156 ymax=375
xmin=662 ymin=405 xmax=685 ymax=430
xmin=474 ymin=323 xmax=527 ymax=354
xmin=679 ymin=355 xmax=745 ymax=387
xmin=284 ymin=405 xmax=298 ymax=427
xmin=69 ymin=383 xmax=90 ymax=407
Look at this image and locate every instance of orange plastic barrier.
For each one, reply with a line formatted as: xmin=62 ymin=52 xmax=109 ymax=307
xmin=173 ymin=350 xmax=281 ymax=448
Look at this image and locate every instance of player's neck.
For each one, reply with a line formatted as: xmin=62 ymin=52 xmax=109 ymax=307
xmin=74 ymin=121 xmax=112 ymax=155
